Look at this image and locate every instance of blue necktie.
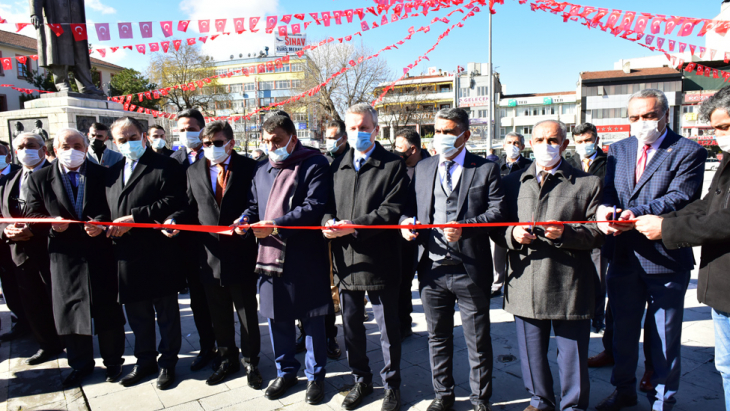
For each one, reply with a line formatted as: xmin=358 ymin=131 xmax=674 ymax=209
xmin=68 ymin=171 xmax=78 ymax=188
xmin=355 ymin=157 xmax=365 ymax=171
xmin=443 ymin=161 xmax=454 ymax=195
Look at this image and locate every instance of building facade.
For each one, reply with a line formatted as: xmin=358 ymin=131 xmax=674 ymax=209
xmin=498 ymin=91 xmax=579 ymax=148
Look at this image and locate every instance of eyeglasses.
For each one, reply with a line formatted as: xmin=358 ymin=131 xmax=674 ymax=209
xmin=202 ymin=140 xmax=230 ymax=148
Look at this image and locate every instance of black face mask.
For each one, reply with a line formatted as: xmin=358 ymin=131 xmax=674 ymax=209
xmin=91 ymin=138 xmax=106 ymax=151
xmin=393 ymin=150 xmax=411 ymax=161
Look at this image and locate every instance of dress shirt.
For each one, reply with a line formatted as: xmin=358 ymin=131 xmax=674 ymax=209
xmin=353 ymin=143 xmax=376 ymax=172
xmin=123 ymin=158 xmax=137 ymax=185
xmin=535 ymin=159 xmax=562 ymax=184
xmin=209 ymin=155 xmax=231 ymax=196
xmin=438 ymin=148 xmax=466 ymax=189
xmin=506 ymin=155 xmax=521 ymax=168
xmin=187 ymin=147 xmax=202 ymax=164
xmin=637 ymin=129 xmax=668 ymax=166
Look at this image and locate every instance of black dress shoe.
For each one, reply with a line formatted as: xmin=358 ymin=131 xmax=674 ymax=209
xmin=305 ymin=380 xmax=325 ymax=404
xmin=190 ymin=348 xmax=217 ymax=371
xmin=156 ymin=368 xmax=175 ymax=390
xmin=265 ymin=376 xmax=298 ymax=399
xmin=246 ymin=363 xmax=263 ymax=389
xmin=120 ymin=365 xmax=157 ymax=387
xmin=327 ymin=337 xmax=342 ymax=359
xmin=473 ymin=404 xmax=491 ymax=411
xmin=207 ymin=360 xmax=240 ymax=386
xmin=342 ymin=382 xmax=374 ymax=410
xmin=595 ymin=391 xmax=638 ymax=411
xmin=25 ymin=348 xmax=61 ymax=365
xmin=105 ymin=365 xmax=123 ymax=382
xmin=62 ymin=365 xmax=94 ymax=387
xmin=382 ymin=389 xmax=400 ymax=411
xmin=295 ymin=332 xmax=307 ymax=353
xmin=426 ymin=397 xmax=455 ymax=411
xmin=0 ymin=322 xmax=30 ymax=342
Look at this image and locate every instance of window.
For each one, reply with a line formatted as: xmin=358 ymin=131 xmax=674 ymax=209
xmin=275 ymin=80 xmax=290 ymax=89
xmin=290 ymin=63 xmax=304 ymax=72
xmin=499 ymin=109 xmax=507 ymax=117
xmin=260 ymin=97 xmax=274 ymax=106
xmin=293 ymin=113 xmax=307 ymax=122
xmin=259 ymin=81 xmax=274 ymax=90
xmin=230 ymin=84 xmax=243 ymax=93
xmin=215 ymin=69 xmax=228 ymax=76
xmin=460 ymin=88 xmax=469 ymax=98
xmin=245 ymin=98 xmax=256 ymax=108
xmin=291 ymin=79 xmax=302 ymax=89
xmin=16 ymin=55 xmax=30 ymax=79
xmin=500 ymin=128 xmax=506 ymax=138
xmin=440 ymin=103 xmax=451 ymax=109
xmin=522 ymin=126 xmax=533 ymax=135
xmin=244 ymin=82 xmax=255 ymax=91
xmin=275 ymin=64 xmax=290 ymax=73
xmin=439 ymin=85 xmax=451 ymax=93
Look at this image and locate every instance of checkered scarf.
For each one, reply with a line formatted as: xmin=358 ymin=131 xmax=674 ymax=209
xmin=60 ymin=161 xmax=86 ymax=219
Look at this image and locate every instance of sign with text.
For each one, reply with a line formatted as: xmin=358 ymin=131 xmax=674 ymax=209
xmin=596 ymin=125 xmax=630 ymax=133
xmin=684 ymin=93 xmax=715 ymax=104
xmin=459 ymin=96 xmax=489 ymax=107
xmin=275 ymin=34 xmax=306 ymax=55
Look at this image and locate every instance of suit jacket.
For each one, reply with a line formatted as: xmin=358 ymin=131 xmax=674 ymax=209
xmin=171 ymin=152 xmax=259 ymax=287
xmin=243 ymin=154 xmax=332 ymax=321
xmin=156 ymin=147 xmax=175 ymax=157
xmin=86 ymin=148 xmax=123 ymax=168
xmin=0 ymin=160 xmax=52 ymax=267
xmin=400 ymin=150 xmax=506 ymax=295
xmin=171 ymin=147 xmax=202 ymax=169
xmin=498 ymin=155 xmax=532 ymax=177
xmin=498 ymin=161 xmax=604 ymax=320
xmin=662 ymin=153 xmax=730 ymax=312
xmin=323 ymin=143 xmax=408 ymax=291
xmin=602 ymin=129 xmax=706 ymax=274
xmin=567 ymin=149 xmax=607 ymax=181
xmin=106 ymin=148 xmax=186 ymax=303
xmin=25 ymin=160 xmax=125 ymax=335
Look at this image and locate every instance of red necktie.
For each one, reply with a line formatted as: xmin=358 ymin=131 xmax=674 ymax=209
xmin=636 ymin=144 xmax=651 ymax=183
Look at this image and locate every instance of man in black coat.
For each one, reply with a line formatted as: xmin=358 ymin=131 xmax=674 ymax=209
xmin=25 ymin=129 xmax=126 ymax=386
xmin=400 ymin=108 xmax=505 ymax=411
xmin=168 ymin=121 xmax=263 ymax=388
xmin=322 ymin=103 xmax=407 ymax=411
xmin=166 ymin=109 xmax=217 ymax=372
xmin=105 ymin=117 xmax=186 ymax=390
xmin=0 ymin=133 xmax=62 ymax=365
xmin=148 ymin=125 xmax=174 ymax=157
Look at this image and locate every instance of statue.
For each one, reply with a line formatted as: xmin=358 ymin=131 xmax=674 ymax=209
xmin=30 ymin=0 xmax=105 ymax=96
xmin=12 ymin=122 xmax=24 ymax=139
xmin=32 ymin=119 xmax=49 ymax=141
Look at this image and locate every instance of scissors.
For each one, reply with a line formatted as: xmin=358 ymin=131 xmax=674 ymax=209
xmin=410 ymin=216 xmax=417 ymax=235
xmin=612 ymin=205 xmax=617 ymax=221
xmin=526 ymin=212 xmax=535 ymax=234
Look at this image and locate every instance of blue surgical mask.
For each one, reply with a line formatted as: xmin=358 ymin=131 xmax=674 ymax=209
xmin=347 ymin=130 xmax=373 ymax=152
xmin=179 ymin=131 xmax=201 ymax=149
xmin=0 ymin=156 xmax=7 ymax=170
xmin=326 ymin=137 xmax=343 ymax=153
xmin=575 ymin=142 xmax=596 ymax=159
xmin=119 ymin=140 xmax=146 ymax=161
xmin=268 ymin=135 xmax=292 ymax=162
xmin=433 ymin=131 xmax=465 ymax=158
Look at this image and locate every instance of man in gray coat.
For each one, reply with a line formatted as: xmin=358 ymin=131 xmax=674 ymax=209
xmin=498 ymin=120 xmax=604 ymax=411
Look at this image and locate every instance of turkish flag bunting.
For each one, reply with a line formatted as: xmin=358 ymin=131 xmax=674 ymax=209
xmin=713 ymin=69 xmax=719 ymax=79
xmin=15 ymin=23 xmax=29 ymax=33
xmin=281 ymin=15 xmax=292 ymax=24
xmin=698 ymin=20 xmax=715 ymax=36
xmin=137 ymin=93 xmax=143 ymax=102
xmin=150 ymin=42 xmax=159 ymax=52
xmin=137 ymin=107 xmax=144 ymax=113
xmin=725 ymin=52 xmax=730 ymax=64
xmin=48 ymin=24 xmax=64 ymax=37
xmin=187 ymin=38 xmax=196 ymax=45
xmin=345 ymin=35 xmax=352 ymax=41
xmin=711 ymin=49 xmax=718 ymax=60
xmin=322 ymin=12 xmax=331 ymax=27
xmin=356 ymin=8 xmax=365 ymax=20
xmin=173 ymin=40 xmax=182 ymax=50
xmin=294 ymin=13 xmax=305 ymax=20
xmin=668 ymin=39 xmax=675 ymax=51
xmin=705 ymin=67 xmax=712 ymax=77
xmin=145 ymin=91 xmax=152 ymax=99
xmin=381 ymin=15 xmax=389 ymax=25
xmin=632 ymin=13 xmax=652 ymax=34
xmin=275 ymin=59 xmax=283 ymax=68
xmin=266 ymin=61 xmax=274 ymax=71
xmin=677 ymin=19 xmax=697 ymax=36
xmin=129 ymin=104 xmax=136 ymax=111
xmin=137 ymin=22 xmax=152 ymax=38
xmin=644 ymin=35 xmax=654 ymax=45
xmin=161 ymin=41 xmax=170 ymax=53
xmin=304 ymin=21 xmax=312 ymax=30
xmin=110 ymin=47 xmax=119 ymax=53
xmin=119 ymin=22 xmax=133 ymax=39
xmin=716 ymin=21 xmax=730 ymax=35
xmin=198 ymin=20 xmax=210 ymax=33
xmin=196 ymin=80 xmax=204 ymax=88
xmin=664 ymin=16 xmax=683 ymax=35
xmin=333 ymin=11 xmax=342 ymax=25
xmin=96 ymin=49 xmax=106 ymax=57
xmin=250 ymin=17 xmax=260 ymax=32
xmin=372 ymin=21 xmax=379 ymax=28
xmin=136 ymin=44 xmax=146 ymax=54
xmin=123 ymin=45 xmax=133 ymax=50
xmin=618 ymin=11 xmax=635 ymax=32
xmin=70 ymin=24 xmax=88 ymax=41
xmin=257 ymin=64 xmax=265 ymax=73
xmin=16 ymin=56 xmax=27 ymax=64
xmin=210 ymin=34 xmax=219 ymax=40
xmin=199 ymin=36 xmax=208 ymax=43
xmin=345 ymin=9 xmax=354 ymax=23
xmin=656 ymin=37 xmax=665 ymax=49
xmin=282 ymin=55 xmax=289 ymax=63
xmin=242 ymin=67 xmax=249 ymax=76
xmin=30 ymin=54 xmax=38 ymax=60
xmin=309 ymin=13 xmax=321 ymax=24
xmin=215 ymin=19 xmax=226 ymax=32
xmin=679 ymin=42 xmax=687 ymax=53
xmin=699 ymin=46 xmax=706 ymax=58
xmin=266 ymin=16 xmax=278 ymax=30
xmin=689 ymin=44 xmax=696 ymax=55
xmin=125 ymin=95 xmax=132 ymax=103
xmin=234 ymin=18 xmax=246 ymax=33
xmin=603 ymin=10 xmax=622 ymax=30
xmin=160 ymin=21 xmax=173 ymax=37
xmin=291 ymin=23 xmax=301 ymax=34
xmin=95 ymin=23 xmax=111 ymax=41
xmin=178 ymin=20 xmax=190 ymax=32
xmin=278 ymin=26 xmax=287 ymax=36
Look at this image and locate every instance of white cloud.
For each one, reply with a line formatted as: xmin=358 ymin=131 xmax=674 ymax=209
xmin=178 ymin=0 xmax=280 ymax=61
xmin=86 ymin=0 xmax=116 ymax=15
xmin=0 ymin=1 xmax=37 ymax=38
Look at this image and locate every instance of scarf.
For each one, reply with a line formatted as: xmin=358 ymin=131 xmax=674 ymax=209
xmin=255 ymin=142 xmax=321 ymax=276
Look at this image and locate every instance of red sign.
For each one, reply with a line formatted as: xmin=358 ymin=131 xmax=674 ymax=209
xmin=596 ymin=125 xmax=630 ymax=133
xmin=684 ymin=93 xmax=715 ymax=103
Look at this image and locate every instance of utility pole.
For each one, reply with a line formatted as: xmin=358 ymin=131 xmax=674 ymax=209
xmin=487 ymin=11 xmax=493 ymax=153
xmin=453 ymin=66 xmax=459 ymax=109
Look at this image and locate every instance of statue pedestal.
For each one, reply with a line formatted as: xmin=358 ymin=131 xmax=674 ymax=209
xmin=0 ymin=93 xmax=156 ymax=145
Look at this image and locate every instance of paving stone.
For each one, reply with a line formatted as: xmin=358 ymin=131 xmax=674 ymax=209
xmin=85 ymin=383 xmax=163 ymax=411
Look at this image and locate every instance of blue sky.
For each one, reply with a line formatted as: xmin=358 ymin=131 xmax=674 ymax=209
xmin=1 ymin=0 xmax=726 ymax=94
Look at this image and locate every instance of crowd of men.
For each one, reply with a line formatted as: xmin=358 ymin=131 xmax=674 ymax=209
xmin=0 ymin=85 xmax=728 ymax=411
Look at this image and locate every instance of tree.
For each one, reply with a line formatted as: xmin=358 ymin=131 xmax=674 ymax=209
xmin=297 ymin=41 xmax=392 ymax=124
xmin=109 ymin=68 xmax=161 ymax=110
xmin=147 ymin=42 xmax=223 ymax=113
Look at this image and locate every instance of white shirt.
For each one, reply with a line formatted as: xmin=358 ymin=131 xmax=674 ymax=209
xmin=536 ymin=159 xmax=562 ymax=184
xmin=123 ymin=159 xmax=137 ymax=185
xmin=353 ymin=144 xmax=376 ymax=172
xmin=187 ymin=147 xmax=202 ymax=164
xmin=637 ymin=129 xmax=668 ymax=166
xmin=438 ymin=148 xmax=466 ymax=189
xmin=209 ymin=155 xmax=231 ymax=196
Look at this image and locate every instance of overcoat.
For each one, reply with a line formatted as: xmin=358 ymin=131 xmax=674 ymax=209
xmin=31 ymin=0 xmax=92 ymax=68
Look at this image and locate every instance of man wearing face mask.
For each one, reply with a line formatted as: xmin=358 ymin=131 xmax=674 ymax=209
xmin=324 ymin=120 xmax=350 ymax=164
xmin=595 ymin=90 xmax=706 ymax=411
xmin=497 ymin=119 xmax=603 ymax=411
xmin=166 ymin=121 xmax=263 ymax=388
xmin=169 ymin=109 xmax=218 ymax=373
xmin=106 ymin=117 xmax=186 ymax=390
xmin=148 ymin=125 xmax=173 ymax=156
xmin=25 ymin=128 xmax=126 ymax=386
xmin=251 ymin=149 xmax=267 ymax=162
xmin=86 ymin=123 xmax=123 ymax=168
xmin=322 ymin=103 xmax=408 ymax=411
xmin=236 ymin=115 xmax=332 ymax=404
xmin=399 ymin=108 xmax=505 ymax=411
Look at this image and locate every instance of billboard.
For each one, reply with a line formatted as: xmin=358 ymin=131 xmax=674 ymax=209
xmin=275 ymin=34 xmax=306 ymax=55
xmin=458 ymin=96 xmax=489 ymax=107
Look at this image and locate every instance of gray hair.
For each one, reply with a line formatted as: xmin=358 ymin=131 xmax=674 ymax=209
xmin=110 ymin=116 xmax=145 ymax=137
xmin=699 ymin=85 xmax=730 ymax=122
xmin=504 ymin=132 xmax=525 ymax=145
xmin=435 ymin=108 xmax=470 ymax=134
xmin=533 ymin=120 xmax=568 ymax=142
xmin=346 ymin=103 xmax=378 ymax=127
xmin=54 ymin=128 xmax=88 ymax=149
xmin=13 ymin=132 xmax=44 ymax=148
xmin=628 ymin=89 xmax=669 ymax=115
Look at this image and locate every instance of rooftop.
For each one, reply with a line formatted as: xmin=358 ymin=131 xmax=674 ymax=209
xmin=0 ymin=29 xmax=127 ymax=71
xmin=502 ymin=91 xmax=576 ymax=98
xmin=214 ymin=54 xmax=307 ymax=66
xmin=580 ymin=67 xmax=681 ymax=81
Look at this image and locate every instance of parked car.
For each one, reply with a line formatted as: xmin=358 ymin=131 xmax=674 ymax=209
xmin=706 ymin=158 xmax=720 ymax=171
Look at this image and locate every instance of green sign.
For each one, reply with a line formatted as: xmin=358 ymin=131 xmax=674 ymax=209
xmin=508 ymin=99 xmax=517 ymax=107
xmin=543 ymin=97 xmax=553 ymax=105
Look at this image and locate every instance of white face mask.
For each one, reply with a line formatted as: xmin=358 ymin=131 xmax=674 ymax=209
xmin=574 ymin=142 xmax=597 ymax=159
xmin=504 ymin=144 xmax=520 ymax=159
xmin=715 ymin=135 xmax=730 ymax=152
xmin=151 ymin=138 xmax=166 ymax=149
xmin=57 ymin=149 xmax=86 ymax=169
xmin=203 ymin=142 xmax=231 ymax=164
xmin=631 ymin=113 xmax=666 ymax=145
xmin=532 ymin=142 xmax=562 ymax=168
xmin=434 ymin=131 xmax=465 ymax=158
xmin=16 ymin=148 xmax=41 ymax=167
xmin=179 ymin=131 xmax=201 ymax=149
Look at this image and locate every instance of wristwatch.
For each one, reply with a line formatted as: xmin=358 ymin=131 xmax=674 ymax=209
xmin=271 ymin=226 xmax=279 ymax=237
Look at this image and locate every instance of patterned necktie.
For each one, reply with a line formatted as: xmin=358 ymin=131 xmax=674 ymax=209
xmin=538 ymin=170 xmax=548 ymax=187
xmin=19 ymin=170 xmax=32 ymax=201
xmin=582 ymin=158 xmax=591 ymax=172
xmin=443 ymin=160 xmax=455 ymax=195
xmin=636 ymin=144 xmax=651 ymax=183
xmin=215 ymin=164 xmax=228 ymax=206
xmin=355 ymin=157 xmax=365 ymax=172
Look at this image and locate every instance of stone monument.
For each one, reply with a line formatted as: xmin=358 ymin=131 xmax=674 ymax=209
xmin=31 ymin=119 xmax=49 ymax=141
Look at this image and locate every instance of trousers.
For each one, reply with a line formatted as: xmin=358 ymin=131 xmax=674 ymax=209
xmin=124 ymin=293 xmax=182 ymax=369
